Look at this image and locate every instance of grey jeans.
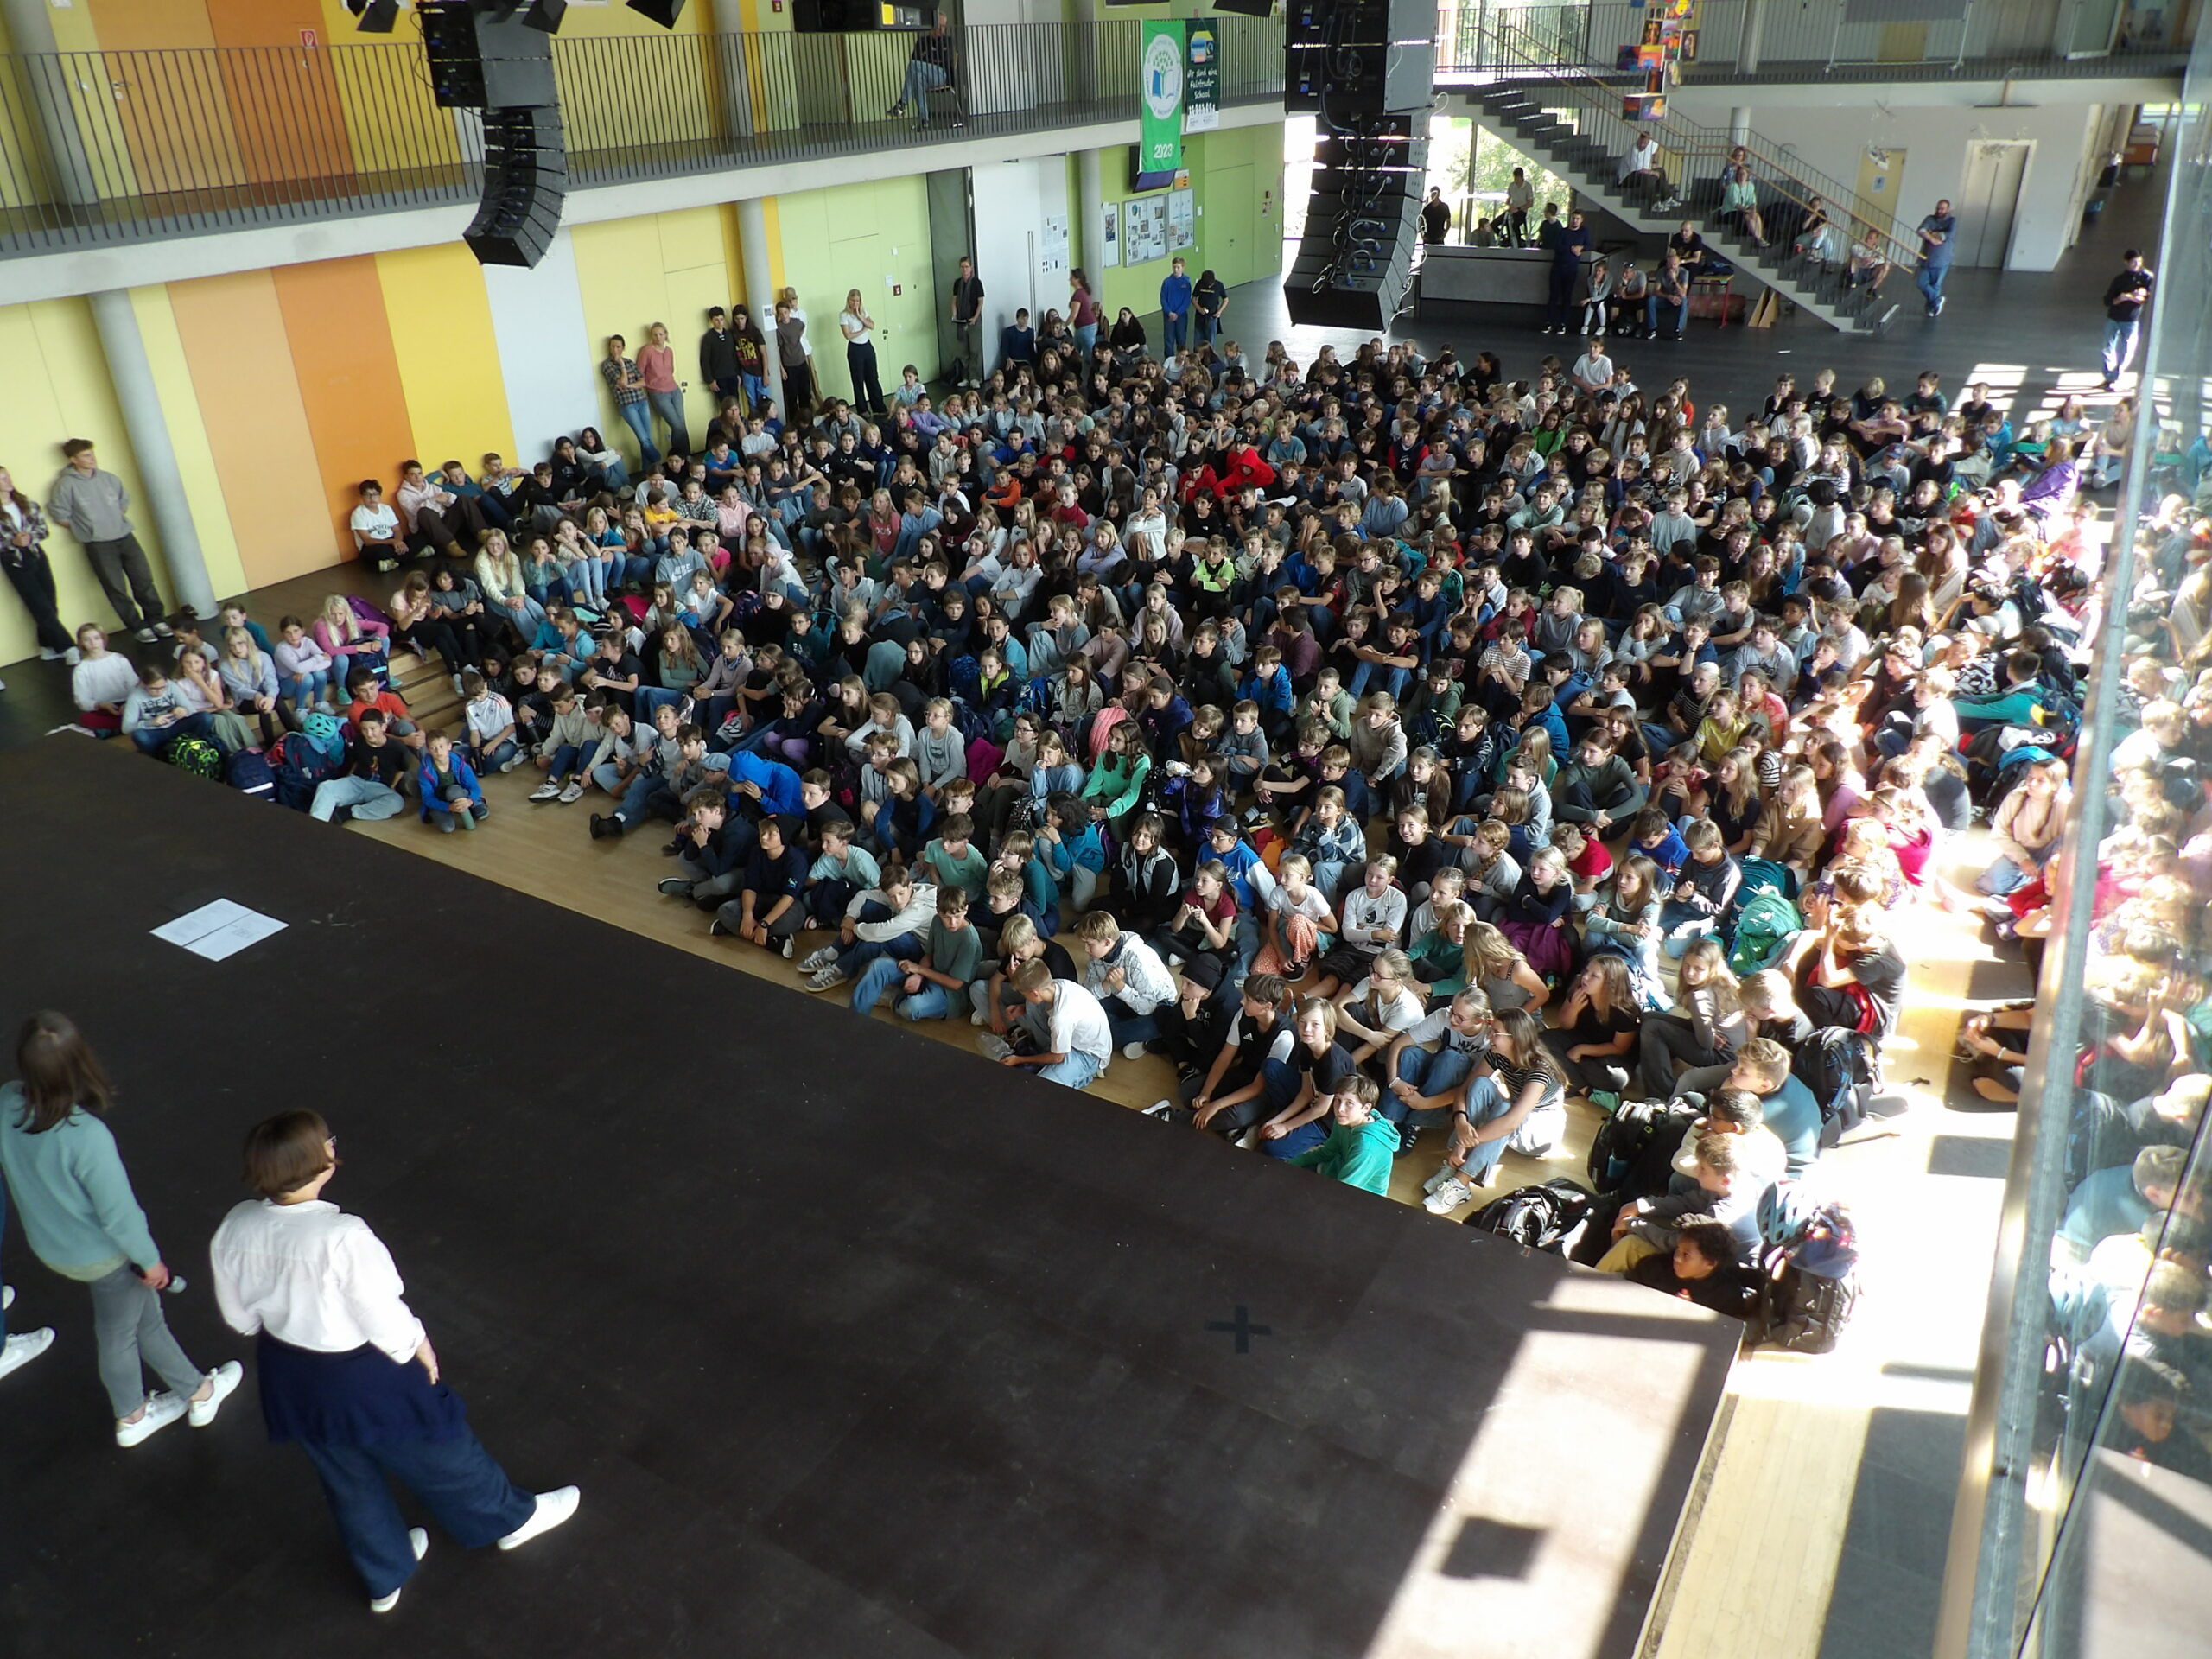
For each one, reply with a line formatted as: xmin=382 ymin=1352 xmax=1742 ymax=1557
xmin=90 ymin=1263 xmax=203 ymax=1419
xmin=311 ymin=776 xmax=408 ymax=822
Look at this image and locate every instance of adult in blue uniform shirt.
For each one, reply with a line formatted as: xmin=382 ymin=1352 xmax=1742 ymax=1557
xmin=1159 ymin=256 xmax=1193 ymax=356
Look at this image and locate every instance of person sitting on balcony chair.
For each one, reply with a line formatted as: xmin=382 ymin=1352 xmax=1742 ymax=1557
xmin=891 ymin=11 xmax=963 ymax=132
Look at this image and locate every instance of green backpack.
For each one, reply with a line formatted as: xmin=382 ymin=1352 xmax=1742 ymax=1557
xmin=1728 ymin=888 xmax=1802 ymax=976
xmin=165 ymin=734 xmax=224 ymax=780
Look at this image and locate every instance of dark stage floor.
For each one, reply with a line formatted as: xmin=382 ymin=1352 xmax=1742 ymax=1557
xmin=0 ymin=739 xmax=1734 ymax=1659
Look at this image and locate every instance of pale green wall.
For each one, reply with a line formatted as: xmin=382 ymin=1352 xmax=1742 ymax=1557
xmin=1090 ymin=122 xmax=1286 ymax=324
xmin=774 ymin=176 xmax=944 ymax=395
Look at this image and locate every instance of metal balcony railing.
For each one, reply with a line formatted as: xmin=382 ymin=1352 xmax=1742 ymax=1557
xmin=0 ymin=18 xmax=1284 ymax=257
xmin=1436 ymin=0 xmax=2193 ymax=82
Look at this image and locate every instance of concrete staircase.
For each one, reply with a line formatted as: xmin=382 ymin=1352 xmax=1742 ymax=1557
xmin=1463 ymin=83 xmax=1904 ymax=337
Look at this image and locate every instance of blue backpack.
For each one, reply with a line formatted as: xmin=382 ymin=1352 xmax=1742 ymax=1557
xmin=226 ymin=748 xmax=276 ymax=802
xmin=269 ymin=732 xmax=336 ymax=811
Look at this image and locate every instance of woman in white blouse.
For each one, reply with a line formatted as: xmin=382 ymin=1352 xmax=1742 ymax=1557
xmin=210 ymin=1111 xmax=578 ymax=1614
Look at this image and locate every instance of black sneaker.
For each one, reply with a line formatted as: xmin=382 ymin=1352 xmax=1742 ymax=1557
xmin=709 ymin=918 xmax=732 ymax=938
xmin=590 ymin=813 xmax=621 ymax=840
xmin=1395 ymin=1126 xmax=1420 ymax=1159
xmin=660 ymin=837 xmax=685 ymax=856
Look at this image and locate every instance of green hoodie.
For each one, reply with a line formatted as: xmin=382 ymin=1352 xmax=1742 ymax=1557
xmin=1289 ymin=1113 xmax=1401 ymax=1196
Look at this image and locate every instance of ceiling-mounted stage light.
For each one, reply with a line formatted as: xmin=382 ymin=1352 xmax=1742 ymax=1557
xmin=345 ymin=0 xmax=403 ymax=32
xmin=626 ymin=0 xmax=689 ymax=29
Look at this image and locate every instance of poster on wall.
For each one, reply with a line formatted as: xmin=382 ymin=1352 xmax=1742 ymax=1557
xmin=1184 ymin=22 xmax=1219 ymax=134
xmin=1101 ymin=198 xmax=1120 ymax=267
xmin=1167 ymin=188 xmax=1195 ymax=252
xmin=1122 ymin=196 xmax=1169 ymax=265
xmin=1136 ymin=21 xmax=1186 ymax=189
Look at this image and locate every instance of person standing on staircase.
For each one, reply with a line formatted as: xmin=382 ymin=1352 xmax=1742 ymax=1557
xmin=1545 ymin=210 xmax=1591 ymax=336
xmin=1914 ymin=199 xmax=1956 ymax=318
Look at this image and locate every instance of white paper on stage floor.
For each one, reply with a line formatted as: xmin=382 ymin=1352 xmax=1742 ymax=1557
xmin=151 ymin=899 xmax=288 ymax=962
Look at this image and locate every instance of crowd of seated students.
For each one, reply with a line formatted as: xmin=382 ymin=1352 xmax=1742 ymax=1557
xmin=38 ymin=317 xmax=2177 ymax=1340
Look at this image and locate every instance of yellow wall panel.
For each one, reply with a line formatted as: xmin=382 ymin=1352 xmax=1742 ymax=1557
xmin=657 ymin=205 xmax=727 ymax=274
xmin=374 ymin=244 xmax=516 ymax=471
xmin=569 ymin=213 xmax=743 ymax=469
xmin=772 ymin=178 xmax=938 ymax=399
xmin=0 ymin=298 xmax=175 ymax=665
xmin=127 ymin=284 xmax=248 ymax=605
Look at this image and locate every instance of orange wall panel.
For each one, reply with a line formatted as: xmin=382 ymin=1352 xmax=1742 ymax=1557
xmin=205 ymin=0 xmax=330 ymax=49
xmin=167 ymin=270 xmax=334 ymax=591
xmin=271 ymin=257 xmax=416 ymax=566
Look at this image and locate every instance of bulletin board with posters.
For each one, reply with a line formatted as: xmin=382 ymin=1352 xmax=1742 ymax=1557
xmin=1166 ymin=187 xmax=1196 ymax=253
xmin=1122 ymin=194 xmax=1170 ymax=265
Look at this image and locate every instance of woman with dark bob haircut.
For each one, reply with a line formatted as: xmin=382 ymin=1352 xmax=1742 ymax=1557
xmin=209 ymin=1109 xmax=581 ymax=1614
xmin=0 ymin=1010 xmax=242 ymax=1442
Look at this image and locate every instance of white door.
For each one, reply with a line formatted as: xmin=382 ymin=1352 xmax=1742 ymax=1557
xmin=1954 ymin=141 xmax=2031 ymax=269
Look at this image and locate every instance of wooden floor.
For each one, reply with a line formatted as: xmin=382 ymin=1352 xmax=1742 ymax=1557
xmin=350 ymin=664 xmax=2025 ymax=1659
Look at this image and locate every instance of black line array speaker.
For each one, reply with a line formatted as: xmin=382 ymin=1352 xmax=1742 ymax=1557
xmin=1283 ymin=3 xmax=1435 ymax=333
xmin=420 ymin=2 xmax=557 ymax=110
xmin=465 ymin=105 xmax=568 ymax=269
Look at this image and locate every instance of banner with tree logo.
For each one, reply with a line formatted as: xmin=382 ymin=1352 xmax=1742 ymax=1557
xmin=1137 ymin=21 xmax=1185 ymax=188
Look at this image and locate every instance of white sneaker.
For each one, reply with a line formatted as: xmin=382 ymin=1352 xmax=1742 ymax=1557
xmin=1122 ymin=1041 xmax=1148 ymax=1060
xmin=805 ymin=966 xmax=848 ymax=991
xmin=2 ymin=1284 xmax=11 ymax=1309
xmin=1423 ymin=1176 xmax=1475 ymax=1216
xmin=529 ymin=780 xmax=562 ymax=802
xmin=116 ymin=1390 xmax=189 ymax=1446
xmin=369 ymin=1528 xmax=429 ymax=1613
xmin=970 ymin=1010 xmax=987 ymax=1027
xmin=557 ymin=781 xmax=586 ymax=804
xmin=1142 ymin=1099 xmax=1176 ymax=1119
xmin=188 ymin=1359 xmax=244 ymax=1427
xmin=1421 ymin=1164 xmax=1456 ymax=1195
xmin=152 ymin=620 xmax=175 ymax=637
xmin=499 ymin=754 xmax=523 ymax=772
xmin=798 ymin=944 xmax=838 ymax=973
xmin=497 ymin=1485 xmax=581 ymax=1551
xmin=134 ymin=627 xmax=159 ymax=644
xmin=780 ymin=936 xmax=795 ymax=959
xmin=39 ymin=647 xmax=64 ymax=661
xmin=64 ymin=647 xmax=80 ymax=666
xmin=0 ymin=1326 xmax=54 ymax=1381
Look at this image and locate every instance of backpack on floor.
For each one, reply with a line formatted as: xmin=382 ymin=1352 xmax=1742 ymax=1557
xmin=1463 ymin=1178 xmax=1597 ymax=1255
xmin=1794 ymin=1025 xmax=1879 ymax=1150
xmin=164 ymin=734 xmax=224 ymax=780
xmin=1745 ymin=1183 xmax=1861 ymax=1353
xmin=1586 ymin=1098 xmax=1694 ymax=1199
xmin=225 ymin=748 xmax=276 ymax=802
xmin=1726 ymin=888 xmax=1802 ymax=976
xmin=270 ymin=731 xmax=337 ymax=811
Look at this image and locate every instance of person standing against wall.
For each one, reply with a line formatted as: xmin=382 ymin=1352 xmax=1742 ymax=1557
xmin=1 ymin=465 xmax=73 ymax=664
xmin=1544 ymin=209 xmax=1591 ymax=336
xmin=0 ymin=1011 xmax=243 ymax=1446
xmin=950 ymin=256 xmax=985 ymax=390
xmin=598 ymin=335 xmax=658 ymax=467
xmin=636 ymin=322 xmax=690 ymax=459
xmin=48 ymin=441 xmax=168 ymax=645
xmin=1069 ymin=269 xmax=1101 ymax=363
xmin=1160 ymin=256 xmax=1193 ymax=357
xmin=2100 ymin=249 xmax=2154 ymax=391
xmin=1192 ymin=269 xmax=1228 ymax=350
xmin=839 ymin=289 xmax=887 ymax=416
xmin=773 ymin=302 xmax=815 ymax=423
xmin=209 ymin=1109 xmax=580 ymax=1614
xmin=1914 ymin=199 xmax=1956 ymax=318
xmin=699 ymin=307 xmax=741 ymax=413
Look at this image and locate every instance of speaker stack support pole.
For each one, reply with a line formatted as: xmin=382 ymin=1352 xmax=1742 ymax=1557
xmin=1283 ymin=0 xmax=1436 ymax=331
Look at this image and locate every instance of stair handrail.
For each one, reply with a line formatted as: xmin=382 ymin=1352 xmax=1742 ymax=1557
xmin=1476 ymin=13 xmax=1924 ymax=276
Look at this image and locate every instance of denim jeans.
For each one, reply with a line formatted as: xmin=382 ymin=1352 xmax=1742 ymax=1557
xmin=634 ymin=686 xmax=690 ymax=730
xmin=1195 ymin=311 xmax=1220 ymax=346
xmin=566 ymin=557 xmax=608 ymax=609
xmin=1101 ymin=996 xmax=1160 ymax=1050
xmin=472 ymin=738 xmax=518 ymax=774
xmin=851 ymin=955 xmax=955 ymax=1019
xmin=1038 ymin=1048 xmax=1104 ymax=1088
xmin=1645 ymin=292 xmax=1689 ymax=334
xmin=89 ymin=1264 xmax=204 ymax=1419
xmin=614 ymin=768 xmax=659 ymax=825
xmin=645 ymin=389 xmax=689 ymax=457
xmin=284 ymin=669 xmax=335 ymax=710
xmin=1074 ymin=322 xmax=1097 ymax=359
xmin=129 ymin=712 xmax=214 ymax=754
xmin=300 ymin=1427 xmax=536 ymax=1599
xmin=900 ymin=58 xmax=949 ymax=116
xmin=1162 ymin=311 xmax=1189 ymax=354
xmin=616 ymin=399 xmax=661 ymax=465
xmin=1346 ymin=660 xmax=1411 ymax=702
xmin=1385 ymin=1045 xmax=1478 ymax=1128
xmin=546 ymin=742 xmax=588 ymax=783
xmin=2102 ymin=317 xmax=2139 ymax=384
xmin=1916 ymin=260 xmax=1949 ymax=311
xmin=311 ymin=775 xmax=408 ymax=822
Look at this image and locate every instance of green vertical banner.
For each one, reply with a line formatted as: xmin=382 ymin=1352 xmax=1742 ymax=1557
xmin=1185 ymin=21 xmax=1220 ymax=134
xmin=1138 ymin=20 xmax=1186 ymax=185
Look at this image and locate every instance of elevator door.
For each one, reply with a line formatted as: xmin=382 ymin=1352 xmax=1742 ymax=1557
xmin=1954 ymin=140 xmax=2031 ymax=269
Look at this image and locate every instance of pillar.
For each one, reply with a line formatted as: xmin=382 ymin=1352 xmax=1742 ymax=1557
xmin=735 ymin=196 xmax=783 ymax=422
xmin=1737 ymin=0 xmax=1764 ymax=73
xmin=88 ymin=289 xmax=217 ymax=618
xmin=1 ymin=0 xmax=99 ymax=207
xmin=1730 ymin=107 xmax=1752 ymax=148
xmin=1078 ymin=147 xmax=1106 ymax=278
